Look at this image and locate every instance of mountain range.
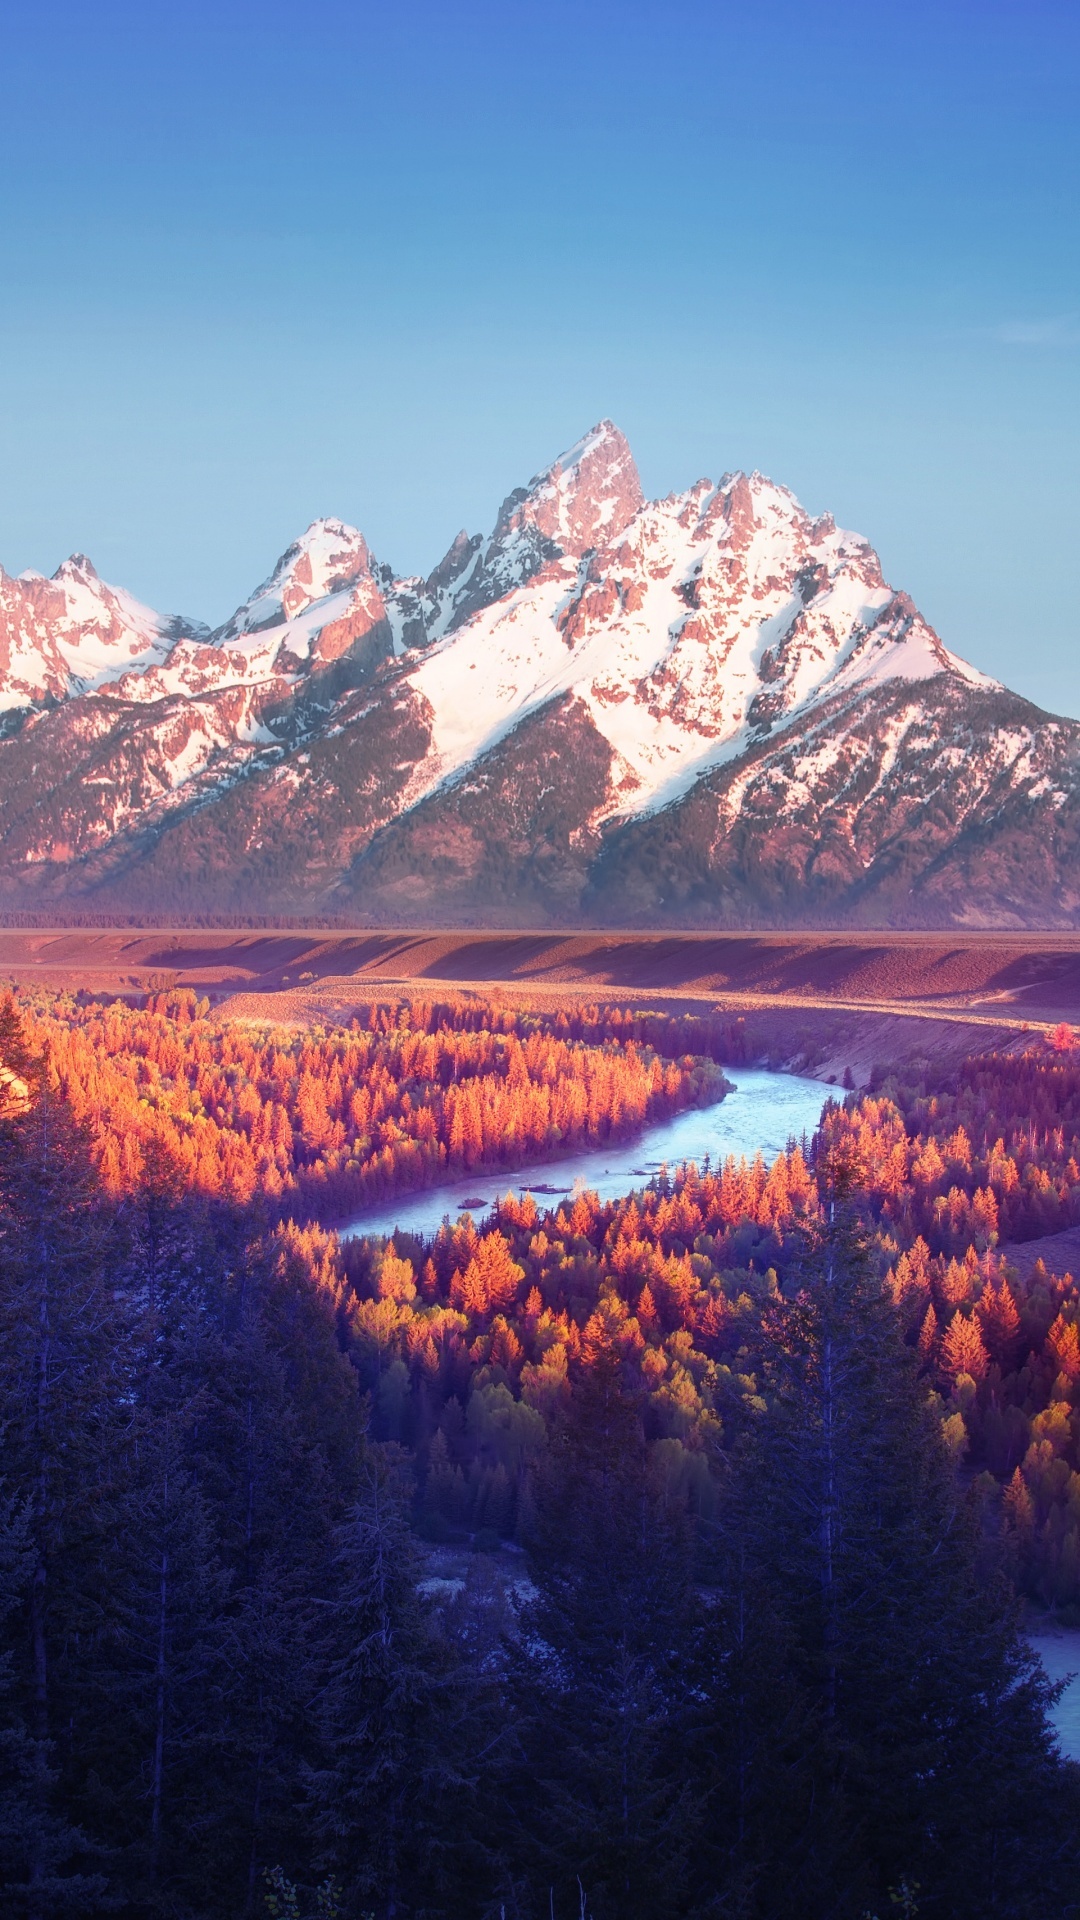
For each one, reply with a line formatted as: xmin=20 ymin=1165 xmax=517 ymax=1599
xmin=2 ymin=420 xmax=1077 ymax=928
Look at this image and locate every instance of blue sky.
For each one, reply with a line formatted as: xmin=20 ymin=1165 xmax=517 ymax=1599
xmin=1 ymin=0 xmax=1077 ymax=711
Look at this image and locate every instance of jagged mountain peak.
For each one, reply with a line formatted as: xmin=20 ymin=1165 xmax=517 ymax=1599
xmin=0 ymin=549 xmax=197 ymax=708
xmin=402 ymin=451 xmax=998 ymax=827
xmin=0 ymin=426 xmax=1064 ymax=933
xmin=53 ymin=552 xmax=100 ymax=583
xmin=435 ymin=420 xmax=645 ymax=636
xmin=424 ymin=529 xmax=482 ymax=596
xmin=216 ymin=517 xmax=375 ymax=641
xmin=502 ymin=418 xmax=645 ymax=559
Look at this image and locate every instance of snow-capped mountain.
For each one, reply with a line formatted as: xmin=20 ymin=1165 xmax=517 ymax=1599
xmin=0 ymin=554 xmax=207 ymax=707
xmin=395 ymin=432 xmax=993 ymax=821
xmin=1 ymin=422 xmax=1077 ymax=927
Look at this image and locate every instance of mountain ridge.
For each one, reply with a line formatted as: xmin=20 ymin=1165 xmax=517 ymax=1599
xmin=1 ymin=420 xmax=1076 ymax=930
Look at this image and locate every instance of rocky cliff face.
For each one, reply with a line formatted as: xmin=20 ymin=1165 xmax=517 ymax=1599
xmin=2 ymin=421 xmax=1076 ymax=927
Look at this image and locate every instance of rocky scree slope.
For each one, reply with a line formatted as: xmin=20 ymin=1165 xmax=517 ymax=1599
xmin=1 ymin=421 xmax=1076 ymax=928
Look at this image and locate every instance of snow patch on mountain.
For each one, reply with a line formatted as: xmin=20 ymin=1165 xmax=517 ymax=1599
xmin=514 ymin=419 xmax=645 ymax=557
xmin=0 ymin=420 xmax=1023 ymax=924
xmin=430 ymin=420 xmax=645 ymax=637
xmin=396 ymin=462 xmax=997 ymax=821
xmin=0 ymin=555 xmax=203 ymax=708
xmin=95 ymin=522 xmax=397 ymax=711
xmin=214 ymin=519 xmax=374 ymax=640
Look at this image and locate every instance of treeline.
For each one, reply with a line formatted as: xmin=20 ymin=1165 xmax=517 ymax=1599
xmin=20 ymin=992 xmax=733 ymax=1218
xmin=17 ymin=989 xmax=1080 ymax=1611
xmin=340 ymin=1148 xmax=821 ymax=1539
xmin=1 ymin=1002 xmax=1077 ymax=1920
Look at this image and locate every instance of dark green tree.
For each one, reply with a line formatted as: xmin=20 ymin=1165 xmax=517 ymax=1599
xmin=306 ymin=1445 xmax=481 ymax=1919
xmin=0 ymin=1483 xmax=89 ymax=1913
xmin=0 ymin=1004 xmax=119 ymax=1913
xmin=87 ymin=1412 xmax=230 ymax=1910
xmin=690 ymin=1459 xmax=843 ymax=1920
xmin=706 ymin=1150 xmax=1080 ymax=1919
xmin=101 ymin=1209 xmax=364 ymax=1915
xmin=504 ymin=1342 xmax=701 ymax=1920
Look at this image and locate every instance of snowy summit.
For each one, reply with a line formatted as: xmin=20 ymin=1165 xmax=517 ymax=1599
xmin=0 ymin=422 xmax=1072 ymax=930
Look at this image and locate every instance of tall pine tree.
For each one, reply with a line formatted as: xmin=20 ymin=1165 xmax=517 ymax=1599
xmin=0 ymin=1000 xmax=119 ymax=1914
xmin=306 ymin=1445 xmax=481 ymax=1919
xmin=504 ymin=1341 xmax=701 ymax=1920
xmin=705 ymin=1150 xmax=1080 ymax=1919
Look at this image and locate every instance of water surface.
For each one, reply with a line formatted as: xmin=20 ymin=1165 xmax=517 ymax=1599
xmin=1029 ymin=1632 xmax=1080 ymax=1762
xmin=339 ymin=1066 xmax=835 ymax=1244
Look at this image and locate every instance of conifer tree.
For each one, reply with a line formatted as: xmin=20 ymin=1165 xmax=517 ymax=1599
xmin=693 ymin=1449 xmax=849 ymax=1919
xmin=713 ymin=1149 xmax=1080 ymax=1919
xmin=0 ymin=1486 xmax=35 ymax=1868
xmin=306 ymin=1446 xmax=479 ymax=1919
xmin=217 ymin=1559 xmax=327 ymax=1917
xmin=111 ymin=1208 xmax=362 ymax=1915
xmin=177 ymin=1231 xmax=363 ymax=1915
xmin=0 ymin=1483 xmax=105 ymax=1913
xmin=506 ymin=1343 xmax=700 ymax=1920
xmin=0 ymin=1005 xmax=120 ymax=1912
xmin=85 ymin=1413 xmax=230 ymax=1910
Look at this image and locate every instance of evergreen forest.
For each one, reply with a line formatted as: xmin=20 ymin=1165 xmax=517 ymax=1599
xmin=2 ymin=990 xmax=1080 ymax=1918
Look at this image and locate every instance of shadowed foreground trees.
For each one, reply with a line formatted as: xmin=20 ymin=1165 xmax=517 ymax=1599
xmin=497 ymin=1346 xmax=701 ymax=1919
xmin=693 ymin=1153 xmax=1078 ymax=1918
xmin=305 ymin=1446 xmax=491 ymax=1916
xmin=490 ymin=1165 xmax=1079 ymax=1920
xmin=0 ymin=1002 xmax=1078 ymax=1919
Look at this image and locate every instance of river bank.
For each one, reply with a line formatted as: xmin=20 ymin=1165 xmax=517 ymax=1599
xmin=338 ymin=1065 xmax=834 ymax=1243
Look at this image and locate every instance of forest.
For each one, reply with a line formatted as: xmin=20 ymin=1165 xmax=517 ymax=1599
xmin=2 ymin=989 xmax=1080 ymax=1918
xmin=20 ymin=991 xmax=731 ymax=1216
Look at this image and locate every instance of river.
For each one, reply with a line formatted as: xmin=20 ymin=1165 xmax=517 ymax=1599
xmin=1029 ymin=1631 xmax=1080 ymax=1762
xmin=338 ymin=1065 xmax=835 ymax=1244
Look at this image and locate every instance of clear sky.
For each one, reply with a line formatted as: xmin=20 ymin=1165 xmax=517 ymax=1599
xmin=1 ymin=0 xmax=1077 ymax=712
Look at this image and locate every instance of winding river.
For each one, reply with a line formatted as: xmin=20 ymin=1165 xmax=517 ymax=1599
xmin=339 ymin=1066 xmax=836 ymax=1245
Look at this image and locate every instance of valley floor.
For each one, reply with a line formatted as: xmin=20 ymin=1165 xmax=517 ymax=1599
xmin=4 ymin=926 xmax=1079 ymax=1088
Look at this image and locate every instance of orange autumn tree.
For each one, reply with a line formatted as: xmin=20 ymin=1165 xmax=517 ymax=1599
xmin=19 ymin=990 xmax=727 ymax=1219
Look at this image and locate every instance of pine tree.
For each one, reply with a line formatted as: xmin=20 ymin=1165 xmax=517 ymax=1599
xmin=505 ymin=1342 xmax=700 ymax=1920
xmin=179 ymin=1232 xmax=364 ymax=1916
xmin=939 ymin=1308 xmax=990 ymax=1384
xmin=86 ymin=1413 xmax=230 ymax=1911
xmin=108 ymin=1204 xmax=363 ymax=1916
xmin=211 ymin=1557 xmax=324 ymax=1917
xmin=692 ymin=1447 xmax=850 ymax=1919
xmin=0 ymin=1008 xmax=121 ymax=1912
xmin=0 ymin=1485 xmax=35 ymax=1867
xmin=306 ymin=1446 xmax=479 ymax=1918
xmin=713 ymin=1151 xmax=1080 ymax=1919
xmin=0 ymin=1483 xmax=103 ymax=1913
